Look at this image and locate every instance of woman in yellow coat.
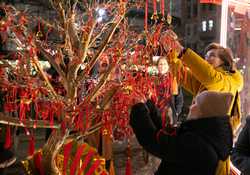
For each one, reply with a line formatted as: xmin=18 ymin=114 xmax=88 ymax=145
xmin=167 ymin=42 xmax=243 ymax=131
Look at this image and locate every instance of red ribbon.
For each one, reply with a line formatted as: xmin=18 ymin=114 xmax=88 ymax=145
xmin=34 ymin=151 xmax=44 ymax=175
xmin=145 ymin=0 xmax=148 ymax=31
xmin=28 ymin=135 xmax=35 ymax=156
xmin=153 ymin=0 xmax=157 ymax=15
xmin=70 ymin=144 xmax=86 ymax=175
xmin=34 ymin=102 xmax=39 ymax=128
xmin=61 ymin=120 xmax=66 ymax=135
xmin=63 ymin=141 xmax=73 ymax=175
xmin=49 ymin=108 xmax=54 ymax=130
xmin=78 ymin=150 xmax=95 ymax=175
xmin=125 ymin=157 xmax=132 ymax=175
xmin=85 ymin=159 xmax=102 ymax=175
xmin=4 ymin=125 xmax=11 ymax=149
xmin=161 ymin=0 xmax=165 ymax=17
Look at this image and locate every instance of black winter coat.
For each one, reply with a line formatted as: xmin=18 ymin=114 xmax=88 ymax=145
xmin=231 ymin=117 xmax=250 ymax=175
xmin=130 ymin=100 xmax=233 ymax=175
xmin=170 ymin=87 xmax=183 ymax=121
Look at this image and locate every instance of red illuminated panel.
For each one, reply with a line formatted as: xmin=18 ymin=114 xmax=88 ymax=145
xmin=200 ymin=0 xmax=222 ymax=5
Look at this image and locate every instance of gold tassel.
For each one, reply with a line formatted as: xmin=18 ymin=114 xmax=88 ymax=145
xmin=172 ymin=76 xmax=178 ymax=95
xmin=109 ymin=160 xmax=116 ymax=175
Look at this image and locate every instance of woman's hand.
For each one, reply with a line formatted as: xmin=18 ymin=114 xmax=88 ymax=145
xmin=160 ymin=30 xmax=183 ymax=55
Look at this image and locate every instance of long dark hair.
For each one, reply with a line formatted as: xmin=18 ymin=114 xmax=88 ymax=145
xmin=205 ymin=43 xmax=236 ymax=73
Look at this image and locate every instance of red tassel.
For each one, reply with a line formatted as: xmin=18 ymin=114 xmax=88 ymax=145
xmin=161 ymin=0 xmax=165 ymax=17
xmin=4 ymin=125 xmax=11 ymax=149
xmin=101 ymin=171 xmax=108 ymax=175
xmin=28 ymin=135 xmax=35 ymax=156
xmin=61 ymin=120 xmax=66 ymax=135
xmin=34 ymin=151 xmax=44 ymax=175
xmin=49 ymin=108 xmax=54 ymax=130
xmin=153 ymin=0 xmax=157 ymax=15
xmin=125 ymin=157 xmax=132 ymax=175
xmin=145 ymin=0 xmax=148 ymax=31
xmin=161 ymin=110 xmax=166 ymax=128
xmin=172 ymin=76 xmax=178 ymax=95
xmin=63 ymin=141 xmax=73 ymax=175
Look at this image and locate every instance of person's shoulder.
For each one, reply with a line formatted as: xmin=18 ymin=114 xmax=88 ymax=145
xmin=245 ymin=116 xmax=250 ymax=126
xmin=231 ymin=70 xmax=243 ymax=80
xmin=231 ymin=70 xmax=244 ymax=90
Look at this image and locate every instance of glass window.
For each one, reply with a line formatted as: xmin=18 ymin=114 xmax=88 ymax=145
xmin=208 ymin=20 xmax=213 ymax=31
xmin=202 ymin=20 xmax=207 ymax=32
xmin=193 ymin=2 xmax=198 ymax=17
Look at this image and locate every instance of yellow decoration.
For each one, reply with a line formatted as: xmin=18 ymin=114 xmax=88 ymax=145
xmin=172 ymin=76 xmax=178 ymax=95
xmin=167 ymin=14 xmax=172 ymax=25
xmin=36 ymin=31 xmax=43 ymax=38
xmin=55 ymin=142 xmax=108 ymax=175
xmin=21 ymin=160 xmax=32 ymax=175
xmin=123 ymin=85 xmax=133 ymax=95
xmin=20 ymin=98 xmax=32 ymax=104
xmin=102 ymin=129 xmax=108 ymax=136
xmin=151 ymin=13 xmax=158 ymax=21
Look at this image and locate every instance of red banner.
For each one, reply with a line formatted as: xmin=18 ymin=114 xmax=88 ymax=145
xmin=200 ymin=0 xmax=221 ymax=4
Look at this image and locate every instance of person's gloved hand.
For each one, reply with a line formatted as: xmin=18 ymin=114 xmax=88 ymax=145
xmin=145 ymin=100 xmax=162 ymax=130
xmin=129 ymin=103 xmax=157 ymax=135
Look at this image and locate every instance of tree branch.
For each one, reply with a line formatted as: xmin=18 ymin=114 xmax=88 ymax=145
xmin=0 ymin=112 xmax=60 ymax=129
xmin=36 ymin=17 xmax=65 ymax=33
xmin=36 ymin=41 xmax=67 ymax=90
xmin=78 ymin=56 xmax=121 ymax=108
xmin=76 ymin=13 xmax=125 ymax=84
xmin=68 ymin=13 xmax=81 ymax=52
xmin=32 ymin=56 xmax=58 ymax=98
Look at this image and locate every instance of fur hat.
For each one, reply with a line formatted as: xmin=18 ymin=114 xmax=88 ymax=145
xmin=188 ymin=91 xmax=234 ymax=119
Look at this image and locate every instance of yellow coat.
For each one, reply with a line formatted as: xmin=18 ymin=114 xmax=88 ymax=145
xmin=171 ymin=48 xmax=244 ymax=131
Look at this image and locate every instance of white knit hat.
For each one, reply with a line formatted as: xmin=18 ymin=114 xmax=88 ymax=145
xmin=188 ymin=91 xmax=234 ymax=119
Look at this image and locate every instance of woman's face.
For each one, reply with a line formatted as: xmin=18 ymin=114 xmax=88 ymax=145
xmin=205 ymin=49 xmax=224 ymax=68
xmin=99 ymin=58 xmax=109 ymax=73
xmin=158 ymin=58 xmax=169 ymax=75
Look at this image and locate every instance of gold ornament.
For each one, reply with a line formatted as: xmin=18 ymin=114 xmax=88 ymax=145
xmin=167 ymin=14 xmax=172 ymax=25
xmin=36 ymin=31 xmax=43 ymax=38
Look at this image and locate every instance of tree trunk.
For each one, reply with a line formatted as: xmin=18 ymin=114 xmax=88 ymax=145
xmin=42 ymin=129 xmax=69 ymax=175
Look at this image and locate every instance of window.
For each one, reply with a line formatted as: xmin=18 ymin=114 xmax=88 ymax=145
xmin=208 ymin=20 xmax=214 ymax=31
xmin=202 ymin=21 xmax=207 ymax=32
xmin=202 ymin=4 xmax=207 ymax=11
xmin=193 ymin=2 xmax=198 ymax=17
xmin=187 ymin=3 xmax=191 ymax=18
xmin=209 ymin=4 xmax=215 ymax=11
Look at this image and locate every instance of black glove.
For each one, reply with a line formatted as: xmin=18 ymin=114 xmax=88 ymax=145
xmin=145 ymin=100 xmax=162 ymax=130
xmin=130 ymin=102 xmax=156 ymax=132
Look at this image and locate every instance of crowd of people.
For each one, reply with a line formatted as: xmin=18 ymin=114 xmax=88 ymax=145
xmin=0 ymin=15 xmax=249 ymax=174
xmin=129 ymin=30 xmax=250 ymax=175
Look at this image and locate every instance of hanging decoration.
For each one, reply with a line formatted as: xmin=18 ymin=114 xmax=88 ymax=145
xmin=167 ymin=0 xmax=172 ymax=25
xmin=161 ymin=0 xmax=165 ymax=20
xmin=151 ymin=0 xmax=158 ymax=21
xmin=145 ymin=0 xmax=148 ymax=31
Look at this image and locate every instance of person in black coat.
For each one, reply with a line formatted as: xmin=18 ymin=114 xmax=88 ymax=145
xmin=130 ymin=91 xmax=233 ymax=175
xmin=231 ymin=116 xmax=250 ymax=175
